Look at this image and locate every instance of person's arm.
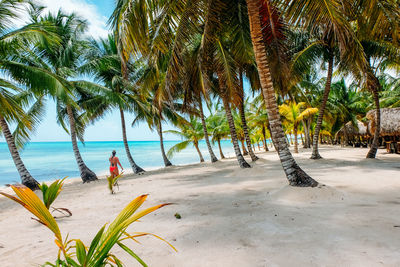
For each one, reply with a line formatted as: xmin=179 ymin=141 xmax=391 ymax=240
xmin=117 ymin=158 xmax=123 ymax=170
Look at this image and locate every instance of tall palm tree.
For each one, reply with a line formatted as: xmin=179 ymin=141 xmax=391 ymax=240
xmin=245 ymin=0 xmax=317 ymax=186
xmin=6 ymin=11 xmax=103 ymax=183
xmin=82 ymin=35 xmax=145 ymax=173
xmin=165 ymin=116 xmax=206 ymax=163
xmin=0 ymin=1 xmax=61 ymax=189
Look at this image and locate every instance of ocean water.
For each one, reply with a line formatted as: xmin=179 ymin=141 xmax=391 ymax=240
xmin=0 ymin=140 xmax=237 ymax=185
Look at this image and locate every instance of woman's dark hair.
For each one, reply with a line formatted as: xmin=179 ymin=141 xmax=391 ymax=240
xmin=111 ymin=150 xmax=116 ymax=158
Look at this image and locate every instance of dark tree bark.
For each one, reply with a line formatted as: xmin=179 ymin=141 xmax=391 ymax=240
xmin=0 ymin=116 xmax=39 ymax=190
xmin=194 ymin=141 xmax=205 ymax=162
xmin=239 ymin=71 xmax=259 ymax=161
xmin=217 ymin=139 xmax=225 ymax=159
xmin=311 ymin=54 xmax=334 ymax=159
xmin=119 ymin=107 xmax=145 ymax=174
xmin=66 ymin=106 xmax=97 ymax=183
xmin=220 ymin=90 xmax=251 ymax=168
xmin=157 ymin=120 xmax=172 ymax=167
xmin=198 ymin=95 xmax=218 ymax=162
xmin=366 ymin=71 xmax=381 ymax=158
xmin=262 ymin=125 xmax=269 ymax=151
xmin=246 ymin=0 xmax=317 ymax=186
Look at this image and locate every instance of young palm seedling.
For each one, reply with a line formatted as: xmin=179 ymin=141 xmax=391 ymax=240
xmin=0 ymin=185 xmax=176 ymax=266
xmin=39 ymin=178 xmax=72 ymax=218
xmin=107 ymin=172 xmax=124 ymax=194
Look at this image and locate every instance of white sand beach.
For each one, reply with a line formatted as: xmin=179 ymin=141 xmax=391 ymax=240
xmin=1 ymin=146 xmax=400 ymax=267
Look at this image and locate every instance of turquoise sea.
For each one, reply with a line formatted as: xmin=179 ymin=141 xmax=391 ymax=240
xmin=0 ymin=140 xmax=236 ymax=186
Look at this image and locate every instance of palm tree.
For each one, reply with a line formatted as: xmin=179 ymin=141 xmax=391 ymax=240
xmin=245 ymin=0 xmax=318 ymax=186
xmin=81 ymin=35 xmax=145 ymax=173
xmin=0 ymin=1 xmax=61 ymax=189
xmin=6 ymin=11 xmax=103 ymax=183
xmin=165 ymin=116 xmax=206 ymax=163
xmin=279 ymin=101 xmax=318 ymax=153
xmin=207 ymin=110 xmax=229 ymax=159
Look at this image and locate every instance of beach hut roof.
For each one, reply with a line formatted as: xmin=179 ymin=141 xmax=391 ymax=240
xmin=336 ymin=120 xmax=368 ymax=137
xmin=366 ymin=108 xmax=400 ymax=136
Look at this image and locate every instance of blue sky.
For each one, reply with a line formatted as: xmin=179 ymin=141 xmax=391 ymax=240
xmin=5 ymin=0 xmax=175 ymax=142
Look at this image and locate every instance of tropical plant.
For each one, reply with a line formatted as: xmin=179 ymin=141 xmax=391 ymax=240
xmin=38 ymin=178 xmax=72 ymax=217
xmin=165 ymin=116 xmax=206 ymax=162
xmin=279 ymin=101 xmax=318 ymax=153
xmin=207 ymin=110 xmax=229 ymax=159
xmin=0 ymin=1 xmax=59 ymax=190
xmin=82 ymin=34 xmax=146 ymax=173
xmin=0 ymin=185 xmax=176 ymax=266
xmin=107 ymin=173 xmax=124 ymax=194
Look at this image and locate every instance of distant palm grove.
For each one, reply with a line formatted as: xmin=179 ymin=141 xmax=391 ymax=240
xmin=0 ymin=0 xmax=399 ymax=190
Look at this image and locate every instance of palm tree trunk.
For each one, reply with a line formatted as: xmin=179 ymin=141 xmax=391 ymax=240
xmin=311 ymin=53 xmax=334 ymax=159
xmin=220 ymin=90 xmax=250 ymax=168
xmin=262 ymin=125 xmax=269 ymax=151
xmin=198 ymin=96 xmax=218 ymax=162
xmin=366 ymin=73 xmax=381 ymax=158
xmin=157 ymin=120 xmax=172 ymax=167
xmin=119 ymin=107 xmax=144 ymax=174
xmin=0 ymin=116 xmax=39 ymax=190
xmin=294 ymin=124 xmax=299 ymax=153
xmin=217 ymin=139 xmax=225 ymax=159
xmin=194 ymin=141 xmax=204 ymax=162
xmin=239 ymin=71 xmax=258 ymax=161
xmin=300 ymin=133 xmax=304 ymax=146
xmin=66 ymin=106 xmax=97 ymax=183
xmin=240 ymin=139 xmax=248 ymax=155
xmin=246 ymin=0 xmax=317 ymax=186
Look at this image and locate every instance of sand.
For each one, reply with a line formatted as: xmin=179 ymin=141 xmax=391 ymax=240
xmin=0 ymin=145 xmax=400 ymax=267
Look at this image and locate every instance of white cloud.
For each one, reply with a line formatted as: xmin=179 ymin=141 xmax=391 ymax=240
xmin=39 ymin=0 xmax=109 ymax=38
xmin=14 ymin=0 xmax=110 ymax=38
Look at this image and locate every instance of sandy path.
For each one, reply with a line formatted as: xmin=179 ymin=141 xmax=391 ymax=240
xmin=0 ymin=146 xmax=399 ymax=267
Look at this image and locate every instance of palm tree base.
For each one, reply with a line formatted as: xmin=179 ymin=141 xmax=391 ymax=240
xmin=165 ymin=161 xmax=173 ymax=167
xmin=81 ymin=168 xmax=98 ymax=183
xmin=238 ymin=156 xmax=251 ymax=168
xmin=310 ymin=152 xmax=323 ymax=160
xmin=366 ymin=147 xmax=377 ymax=158
xmin=132 ymin=165 xmax=145 ymax=174
xmin=211 ymin=156 xmax=218 ymax=163
xmin=22 ymin=179 xmax=40 ymax=191
xmin=288 ymin=167 xmax=318 ymax=187
xmin=250 ymin=155 xmax=259 ymax=161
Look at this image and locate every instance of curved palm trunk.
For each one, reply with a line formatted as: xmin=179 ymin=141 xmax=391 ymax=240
xmin=0 ymin=116 xmax=39 ymax=190
xmin=311 ymin=54 xmax=334 ymax=159
xmin=240 ymin=138 xmax=248 ymax=155
xmin=262 ymin=125 xmax=269 ymax=151
xmin=366 ymin=74 xmax=381 ymax=158
xmin=246 ymin=0 xmax=317 ymax=186
xmin=194 ymin=141 xmax=204 ymax=162
xmin=198 ymin=96 xmax=218 ymax=162
xmin=217 ymin=139 xmax=225 ymax=158
xmin=221 ymin=91 xmax=251 ymax=168
xmin=119 ymin=107 xmax=145 ymax=174
xmin=157 ymin=120 xmax=172 ymax=167
xmin=294 ymin=124 xmax=299 ymax=153
xmin=66 ymin=106 xmax=97 ymax=183
xmin=239 ymin=72 xmax=259 ymax=161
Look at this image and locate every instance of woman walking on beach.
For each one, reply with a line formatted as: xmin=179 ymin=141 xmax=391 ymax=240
xmin=109 ymin=150 xmax=123 ymax=178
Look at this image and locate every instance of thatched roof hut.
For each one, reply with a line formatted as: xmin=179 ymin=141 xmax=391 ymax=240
xmin=366 ymin=108 xmax=400 ymax=137
xmin=336 ymin=120 xmax=369 ymax=138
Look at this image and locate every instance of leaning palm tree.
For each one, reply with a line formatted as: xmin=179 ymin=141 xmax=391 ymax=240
xmin=81 ymin=35 xmax=145 ymax=173
xmin=245 ymin=0 xmax=318 ymax=186
xmin=207 ymin=110 xmax=229 ymax=159
xmin=5 ymin=11 xmax=101 ymax=183
xmin=0 ymin=1 xmax=60 ymax=189
xmin=279 ymin=101 xmax=318 ymax=153
xmin=165 ymin=116 xmax=206 ymax=163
